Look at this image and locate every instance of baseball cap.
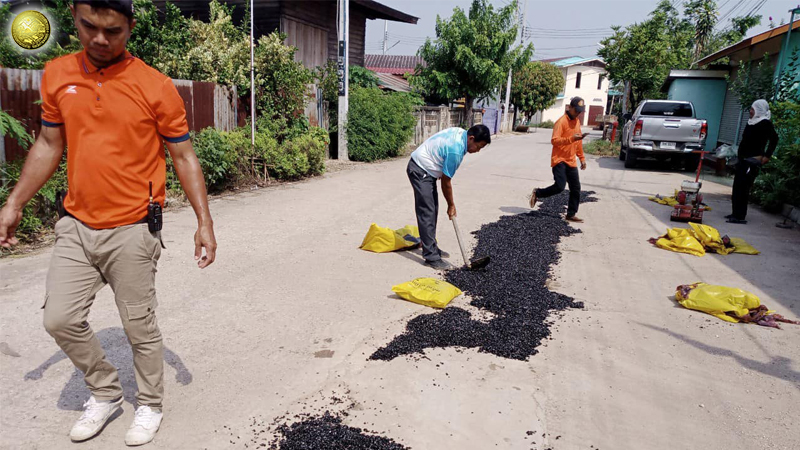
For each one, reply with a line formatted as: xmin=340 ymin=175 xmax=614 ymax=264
xmin=570 ymin=97 xmax=586 ymax=114
xmin=73 ymin=0 xmax=134 ymax=19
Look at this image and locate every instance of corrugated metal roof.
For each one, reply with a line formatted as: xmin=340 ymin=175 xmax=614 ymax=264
xmin=375 ymin=73 xmax=412 ymax=92
xmin=365 ymin=54 xmax=426 ymax=75
xmin=696 ymin=16 xmax=800 ymax=66
xmin=552 ymin=56 xmax=606 ymax=67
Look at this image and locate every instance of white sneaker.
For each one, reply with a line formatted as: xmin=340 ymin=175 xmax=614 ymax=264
xmin=125 ymin=406 xmax=163 ymax=446
xmin=69 ymin=396 xmax=123 ymax=442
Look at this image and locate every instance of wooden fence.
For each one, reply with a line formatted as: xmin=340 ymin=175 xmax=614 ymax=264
xmin=0 ymin=68 xmax=238 ymax=163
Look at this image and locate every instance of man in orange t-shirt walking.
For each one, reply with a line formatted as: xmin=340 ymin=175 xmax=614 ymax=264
xmin=529 ymin=97 xmax=588 ymax=222
xmin=0 ymin=1 xmax=216 ymax=446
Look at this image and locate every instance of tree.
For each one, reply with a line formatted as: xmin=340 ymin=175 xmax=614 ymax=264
xmin=685 ymin=0 xmax=718 ymax=64
xmin=706 ymin=15 xmax=761 ymax=58
xmin=411 ymin=0 xmax=533 ymax=125
xmin=510 ymin=61 xmax=564 ymax=124
xmin=598 ymin=0 xmax=693 ymax=108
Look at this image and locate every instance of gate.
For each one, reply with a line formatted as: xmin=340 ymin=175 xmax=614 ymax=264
xmin=482 ymin=107 xmax=498 ymax=134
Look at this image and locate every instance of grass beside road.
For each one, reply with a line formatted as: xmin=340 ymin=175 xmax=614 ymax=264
xmin=584 ymin=139 xmax=620 ymax=157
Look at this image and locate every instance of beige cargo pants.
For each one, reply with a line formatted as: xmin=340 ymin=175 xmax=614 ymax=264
xmin=43 ymin=216 xmax=164 ymax=409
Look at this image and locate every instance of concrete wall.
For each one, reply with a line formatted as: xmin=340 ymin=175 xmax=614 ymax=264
xmin=540 ymin=65 xmax=609 ymax=126
xmin=667 ymin=78 xmax=726 ymax=152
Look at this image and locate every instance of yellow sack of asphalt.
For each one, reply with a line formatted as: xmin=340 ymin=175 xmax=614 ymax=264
xmin=360 ymin=224 xmax=420 ymax=253
xmin=655 ymin=228 xmax=706 ymax=257
xmin=675 ymin=282 xmax=761 ymax=323
xmin=730 ymin=237 xmax=760 ymax=255
xmin=689 ymin=223 xmax=734 ymax=255
xmin=392 ymin=278 xmax=462 ymax=309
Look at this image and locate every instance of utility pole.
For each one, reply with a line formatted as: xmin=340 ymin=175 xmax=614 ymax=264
xmin=383 ymin=20 xmax=388 ymax=55
xmin=250 ymin=0 xmax=255 ymax=148
xmin=337 ymin=0 xmax=350 ymax=160
xmin=503 ymin=0 xmax=526 ymax=133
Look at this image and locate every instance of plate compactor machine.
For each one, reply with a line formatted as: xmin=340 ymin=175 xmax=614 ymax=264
xmin=670 ymin=151 xmax=709 ymax=224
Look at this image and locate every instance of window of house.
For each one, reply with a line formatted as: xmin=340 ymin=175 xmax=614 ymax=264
xmin=575 ymin=72 xmax=582 ymax=89
xmin=598 ymin=75 xmax=604 ymax=90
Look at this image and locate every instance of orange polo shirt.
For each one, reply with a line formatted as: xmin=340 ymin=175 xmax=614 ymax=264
xmin=40 ymin=50 xmax=189 ymax=229
xmin=550 ymin=113 xmax=585 ymax=168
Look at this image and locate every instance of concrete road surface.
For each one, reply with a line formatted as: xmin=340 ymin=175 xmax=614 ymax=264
xmin=2 ymin=131 xmax=799 ymax=450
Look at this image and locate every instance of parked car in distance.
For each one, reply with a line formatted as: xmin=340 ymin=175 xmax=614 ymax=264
xmin=620 ymin=100 xmax=708 ymax=169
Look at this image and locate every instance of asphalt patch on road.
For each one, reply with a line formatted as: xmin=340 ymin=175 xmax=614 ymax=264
xmin=371 ymin=190 xmax=597 ymax=361
xmin=269 ymin=411 xmax=409 ymax=450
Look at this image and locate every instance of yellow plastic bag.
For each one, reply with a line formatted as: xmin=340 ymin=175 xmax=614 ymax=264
xmin=730 ymin=237 xmax=760 ymax=255
xmin=689 ymin=223 xmax=734 ymax=255
xmin=675 ymin=282 xmax=761 ymax=323
xmin=655 ymin=228 xmax=706 ymax=257
xmin=649 ymin=195 xmax=679 ymax=206
xmin=392 ymin=278 xmax=462 ymax=309
xmin=360 ymin=224 xmax=420 ymax=253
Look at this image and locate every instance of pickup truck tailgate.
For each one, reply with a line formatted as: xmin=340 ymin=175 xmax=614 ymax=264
xmin=640 ymin=117 xmax=703 ymax=142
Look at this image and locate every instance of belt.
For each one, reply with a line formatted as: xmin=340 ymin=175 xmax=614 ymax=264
xmin=64 ymin=212 xmax=148 ymax=229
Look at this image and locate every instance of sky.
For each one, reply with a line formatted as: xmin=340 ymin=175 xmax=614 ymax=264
xmin=365 ymin=0 xmax=799 ymax=60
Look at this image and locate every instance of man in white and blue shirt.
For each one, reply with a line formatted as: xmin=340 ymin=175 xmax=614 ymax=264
xmin=407 ymin=125 xmax=491 ymax=269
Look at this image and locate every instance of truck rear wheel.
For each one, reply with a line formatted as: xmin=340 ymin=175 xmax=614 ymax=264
xmin=624 ymin=148 xmax=638 ymax=168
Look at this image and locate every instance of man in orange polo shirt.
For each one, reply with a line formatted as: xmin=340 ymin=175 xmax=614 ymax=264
xmin=0 ymin=1 xmax=217 ymax=445
xmin=529 ymin=97 xmax=588 ymax=222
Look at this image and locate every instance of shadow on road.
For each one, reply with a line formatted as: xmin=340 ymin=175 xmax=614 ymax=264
xmin=24 ymin=327 xmax=192 ymax=411
xmin=640 ymin=323 xmax=800 ymax=392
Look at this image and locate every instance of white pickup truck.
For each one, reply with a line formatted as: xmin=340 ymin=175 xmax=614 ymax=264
xmin=620 ymin=100 xmax=708 ymax=169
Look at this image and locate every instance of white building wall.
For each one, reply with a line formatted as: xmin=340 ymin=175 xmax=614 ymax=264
xmin=540 ymin=64 xmax=609 ymax=126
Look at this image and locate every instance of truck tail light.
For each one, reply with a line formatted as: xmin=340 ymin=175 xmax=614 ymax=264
xmin=699 ymin=121 xmax=708 ymax=140
xmin=633 ymin=119 xmax=643 ymax=137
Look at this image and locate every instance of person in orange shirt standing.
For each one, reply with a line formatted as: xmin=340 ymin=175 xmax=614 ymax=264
xmin=529 ymin=97 xmax=588 ymax=222
xmin=0 ymin=1 xmax=216 ymax=446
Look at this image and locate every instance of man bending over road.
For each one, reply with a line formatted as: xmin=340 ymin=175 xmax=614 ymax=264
xmin=407 ymin=125 xmax=491 ymax=270
xmin=529 ymin=97 xmax=588 ymax=222
xmin=0 ymin=0 xmax=216 ymax=445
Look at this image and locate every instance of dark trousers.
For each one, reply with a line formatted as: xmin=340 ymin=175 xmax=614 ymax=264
xmin=731 ymin=160 xmax=760 ymax=220
xmin=536 ymin=162 xmax=581 ymax=217
xmin=407 ymin=159 xmax=441 ymax=262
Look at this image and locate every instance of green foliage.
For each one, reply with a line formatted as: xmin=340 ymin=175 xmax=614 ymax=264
xmin=684 ymin=0 xmax=718 ymax=63
xmin=710 ymin=15 xmax=761 ymax=57
xmin=531 ymin=120 xmax=555 ymax=129
xmin=0 ymin=158 xmax=67 ymax=241
xmin=751 ymin=51 xmax=800 ymax=211
xmin=0 ymin=111 xmax=34 ymax=149
xmin=729 ymin=55 xmax=775 ymax=110
xmin=412 ymin=0 xmax=533 ymax=123
xmin=599 ymin=0 xmax=762 ymax=105
xmin=253 ymin=33 xmax=314 ymax=122
xmin=599 ymin=1 xmax=693 ymax=107
xmin=511 ymin=62 xmax=564 ymax=122
xmin=347 ymin=88 xmax=419 ymax=162
xmin=349 ymin=65 xmax=380 ymax=89
xmin=274 ymin=133 xmax=327 ymax=179
xmin=583 ymin=139 xmax=620 ymax=157
xmin=191 ymin=127 xmax=236 ymax=192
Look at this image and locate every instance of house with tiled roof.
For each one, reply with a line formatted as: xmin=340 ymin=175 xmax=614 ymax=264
xmin=532 ymin=56 xmax=609 ymax=127
xmin=365 ymin=54 xmax=426 ymax=93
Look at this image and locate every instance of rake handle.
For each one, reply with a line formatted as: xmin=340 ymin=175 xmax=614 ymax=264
xmin=452 ymin=216 xmax=470 ymax=267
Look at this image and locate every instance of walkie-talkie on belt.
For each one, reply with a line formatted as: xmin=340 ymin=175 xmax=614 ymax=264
xmin=147 ymin=181 xmax=163 ymax=233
